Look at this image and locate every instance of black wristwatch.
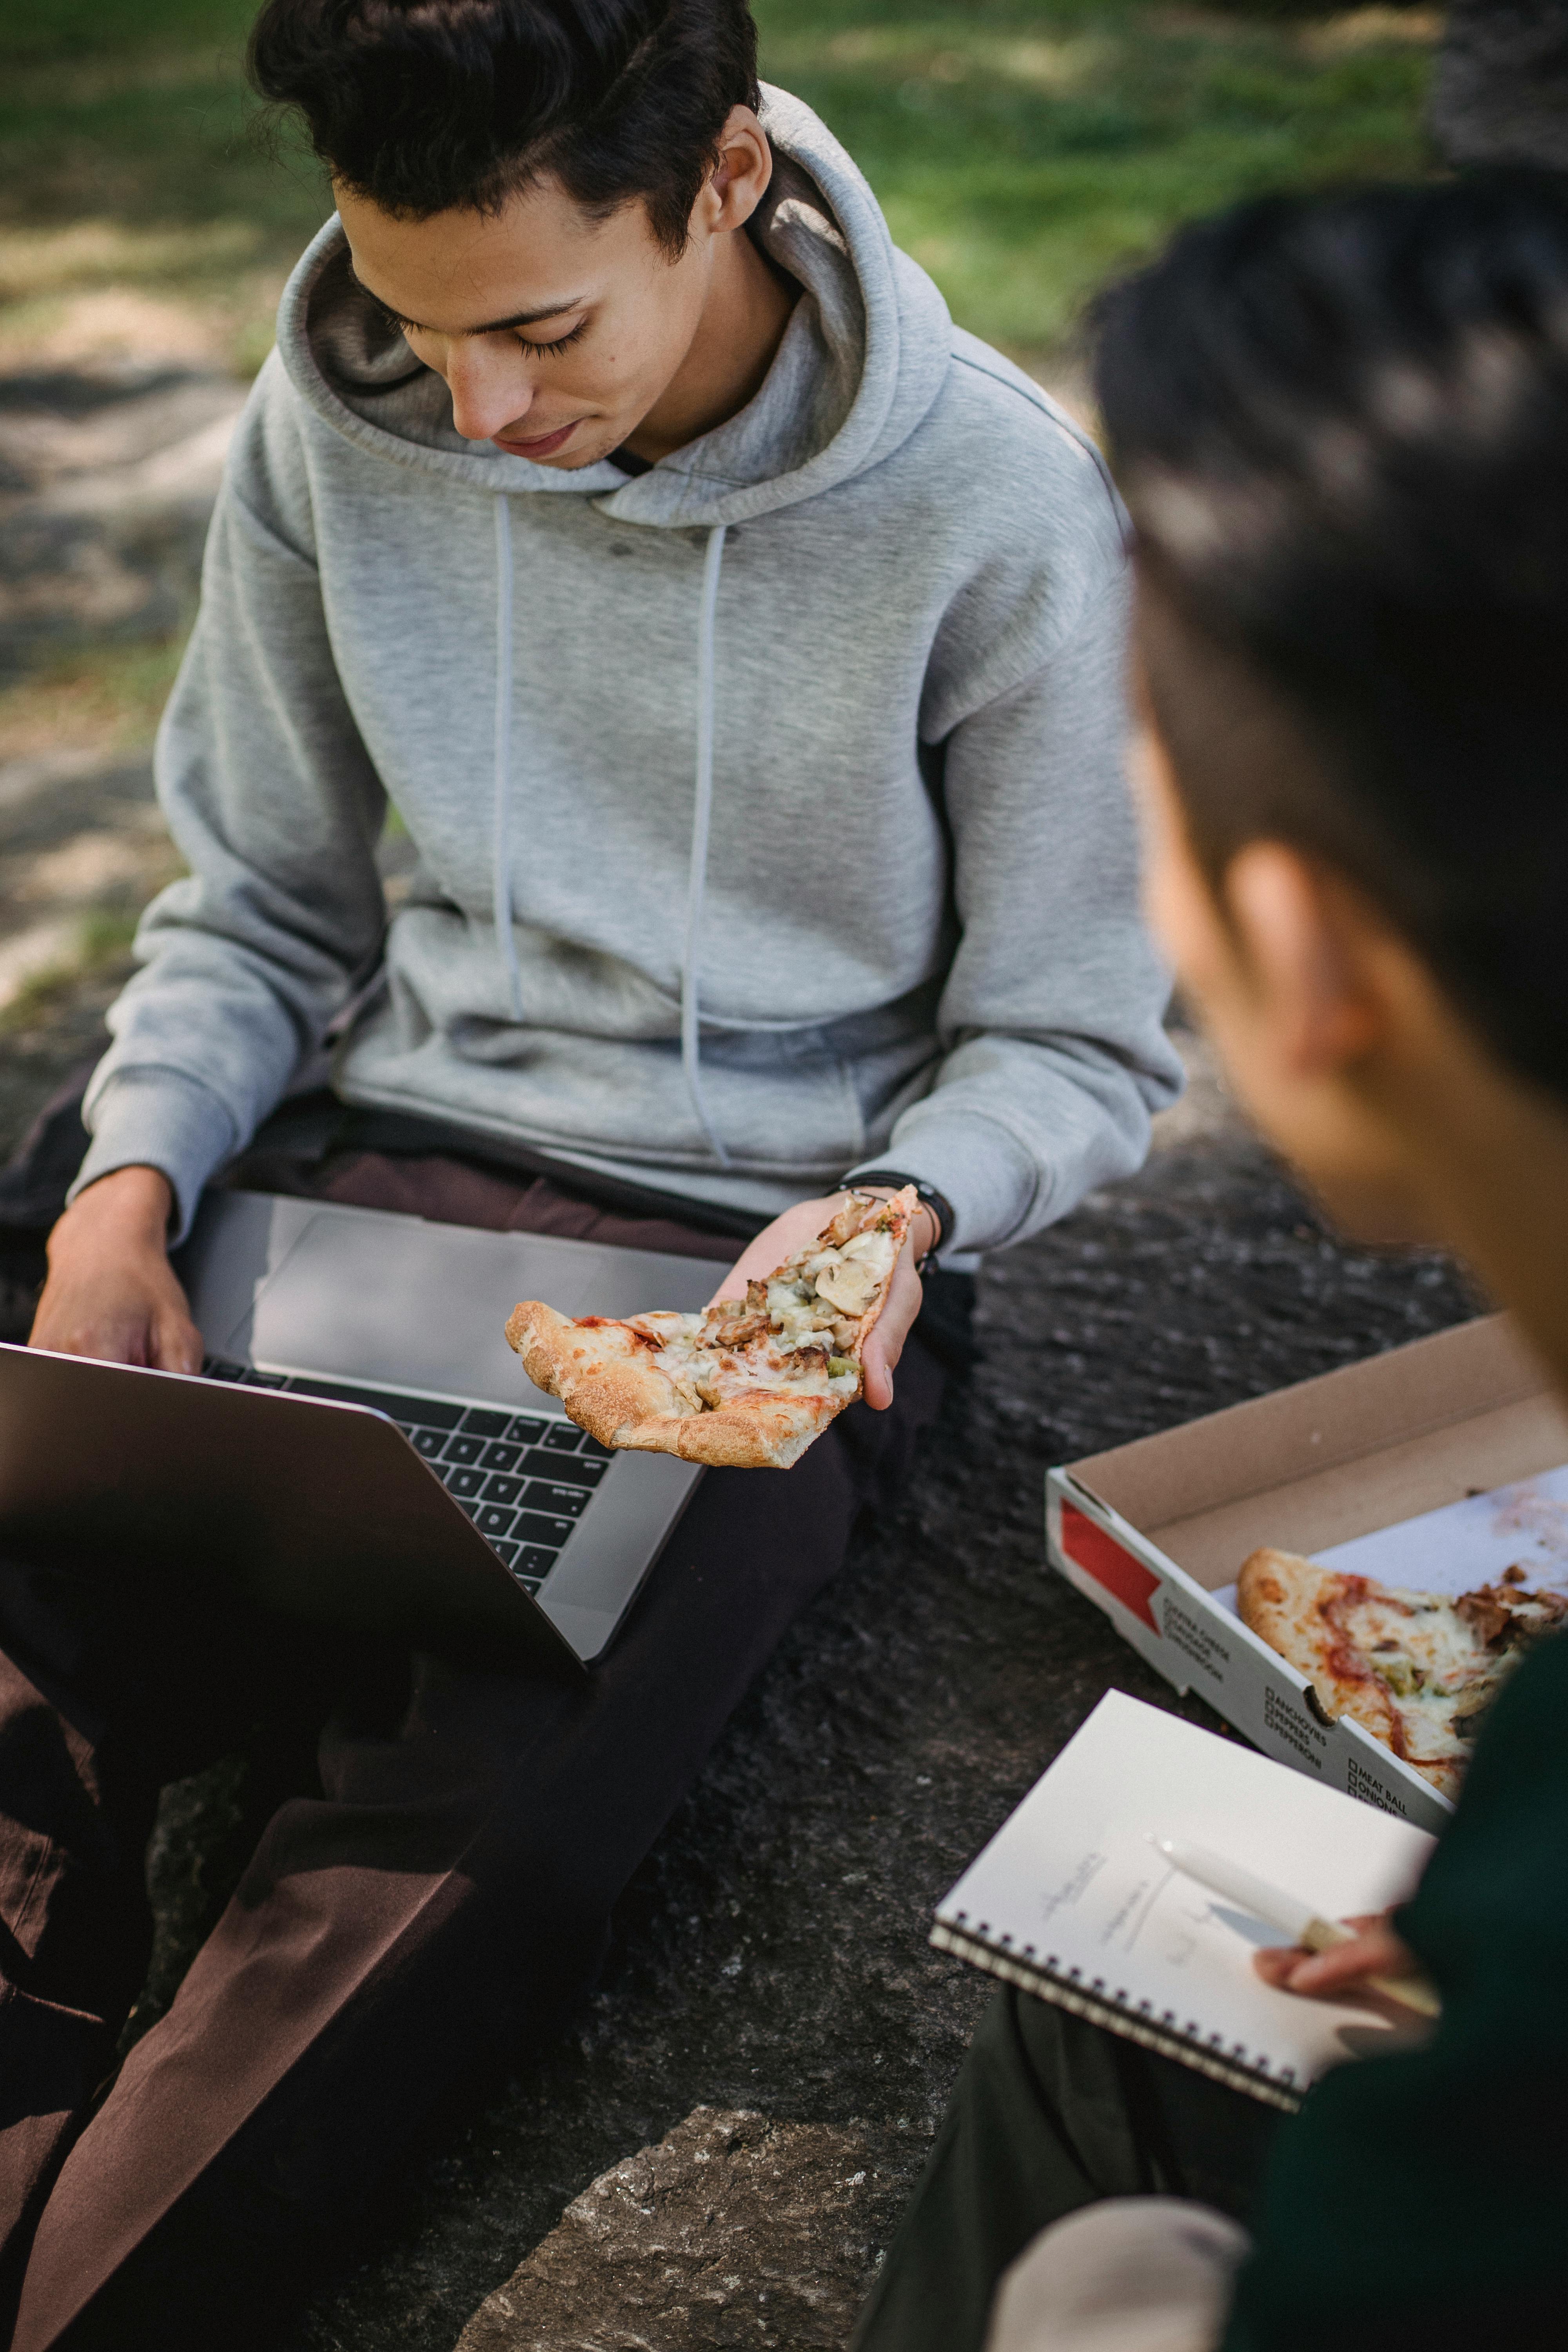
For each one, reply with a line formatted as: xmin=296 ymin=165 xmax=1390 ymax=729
xmin=837 ymin=1169 xmax=954 ymax=1271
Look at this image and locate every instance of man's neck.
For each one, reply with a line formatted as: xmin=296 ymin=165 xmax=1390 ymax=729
xmin=1397 ymin=1038 xmax=1568 ymax=1399
xmin=625 ymin=226 xmax=796 ymax=463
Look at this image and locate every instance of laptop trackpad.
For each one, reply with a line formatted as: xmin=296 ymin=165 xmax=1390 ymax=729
xmin=227 ymin=1209 xmax=664 ymax=1401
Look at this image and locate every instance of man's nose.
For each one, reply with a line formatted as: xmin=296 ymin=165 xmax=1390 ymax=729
xmin=445 ymin=344 xmax=534 ymax=442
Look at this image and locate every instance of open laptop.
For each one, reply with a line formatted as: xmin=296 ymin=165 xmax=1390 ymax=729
xmin=0 ymin=1190 xmax=720 ymax=1676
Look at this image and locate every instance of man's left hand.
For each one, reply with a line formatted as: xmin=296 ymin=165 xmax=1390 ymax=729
xmin=710 ymin=1191 xmax=937 ymax=1412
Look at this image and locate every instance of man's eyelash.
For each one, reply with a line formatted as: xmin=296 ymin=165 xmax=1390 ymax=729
xmin=517 ymin=319 xmax=588 ymax=357
xmin=379 ymin=307 xmax=588 ymax=358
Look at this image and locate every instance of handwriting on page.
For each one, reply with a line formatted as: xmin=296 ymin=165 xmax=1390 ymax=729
xmin=1040 ymin=1852 xmax=1106 ymax=1922
xmin=1038 ymin=1847 xmax=1254 ymax=1977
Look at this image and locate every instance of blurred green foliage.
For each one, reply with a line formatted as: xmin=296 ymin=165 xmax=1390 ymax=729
xmin=0 ymin=0 xmax=1438 ymax=359
xmin=759 ymin=3 xmax=1436 ymax=347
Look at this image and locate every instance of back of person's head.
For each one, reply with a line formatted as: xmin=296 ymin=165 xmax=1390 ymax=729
xmin=1093 ymin=171 xmax=1568 ymax=1107
xmin=248 ymin=0 xmax=760 ymax=254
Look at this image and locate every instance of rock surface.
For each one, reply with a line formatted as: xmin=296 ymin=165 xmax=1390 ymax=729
xmin=456 ymin=2109 xmax=878 ymax=2352
xmin=1431 ymin=0 xmax=1568 ymax=170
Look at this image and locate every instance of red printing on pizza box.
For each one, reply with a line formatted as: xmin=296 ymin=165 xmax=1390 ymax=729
xmin=1044 ymin=1314 xmax=1568 ymax=1836
xmin=1055 ymin=1501 xmax=1162 ymax=1632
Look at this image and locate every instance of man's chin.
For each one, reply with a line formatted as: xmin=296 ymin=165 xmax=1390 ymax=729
xmin=553 ymin=441 xmax=622 ymax=471
xmin=522 ymin=432 xmax=624 ymax=473
xmin=492 ymin=423 xmax=621 ymax=471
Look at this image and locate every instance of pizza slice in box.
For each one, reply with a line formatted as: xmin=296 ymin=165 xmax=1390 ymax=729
xmin=505 ymin=1185 xmax=918 ymax=1470
xmin=1238 ymin=1547 xmax=1568 ymax=1798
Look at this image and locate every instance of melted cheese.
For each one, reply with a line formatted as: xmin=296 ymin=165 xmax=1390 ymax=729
xmin=1337 ymin=1585 xmax=1521 ymax=1766
xmin=631 ymin=1206 xmax=898 ymax=1411
xmin=1343 ymin=1589 xmax=1494 ymax=1696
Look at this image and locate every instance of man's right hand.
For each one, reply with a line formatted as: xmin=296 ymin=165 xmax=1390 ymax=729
xmin=29 ymin=1164 xmax=204 ymax=1372
xmin=1253 ymin=1911 xmax=1415 ymax=2001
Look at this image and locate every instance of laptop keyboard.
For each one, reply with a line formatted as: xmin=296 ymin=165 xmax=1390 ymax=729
xmin=201 ymin=1359 xmax=613 ymax=1594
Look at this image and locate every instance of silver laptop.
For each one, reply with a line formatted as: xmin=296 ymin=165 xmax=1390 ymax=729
xmin=0 ymin=1190 xmax=718 ymax=1675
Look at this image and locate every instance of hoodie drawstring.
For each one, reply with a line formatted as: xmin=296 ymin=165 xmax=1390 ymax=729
xmin=681 ymin=521 xmax=730 ymax=1165
xmin=491 ymin=501 xmax=730 ymax=1163
xmin=492 ymin=494 xmax=523 ymax=1020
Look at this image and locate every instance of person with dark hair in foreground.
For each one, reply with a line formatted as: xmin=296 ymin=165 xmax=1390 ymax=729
xmin=854 ymin=170 xmax=1568 ymax=2352
xmin=0 ymin=1 xmax=1180 ymax=2343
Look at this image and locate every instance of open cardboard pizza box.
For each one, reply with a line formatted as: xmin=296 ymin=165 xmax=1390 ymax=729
xmin=1046 ymin=1314 xmax=1568 ymax=1834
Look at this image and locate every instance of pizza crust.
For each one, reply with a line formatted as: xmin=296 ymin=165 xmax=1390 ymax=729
xmin=1237 ymin=1548 xmax=1407 ymax=1768
xmin=505 ymin=1187 xmax=918 ymax=1470
xmin=503 ymin=1302 xmax=841 ymax=1468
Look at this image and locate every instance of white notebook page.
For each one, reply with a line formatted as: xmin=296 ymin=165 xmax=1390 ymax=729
xmin=936 ymin=1691 xmax=1436 ymax=2092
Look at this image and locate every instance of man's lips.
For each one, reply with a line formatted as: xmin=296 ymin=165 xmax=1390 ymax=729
xmin=496 ymin=419 xmax=579 ymax=459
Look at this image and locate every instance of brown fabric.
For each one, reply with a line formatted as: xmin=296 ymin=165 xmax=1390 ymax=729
xmin=0 ymin=1151 xmax=950 ymax=2349
xmin=234 ymin=1145 xmax=744 ymax=1265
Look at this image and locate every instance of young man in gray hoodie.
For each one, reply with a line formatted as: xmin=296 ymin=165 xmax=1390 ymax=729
xmin=1 ymin=1 xmax=1178 ymax=2338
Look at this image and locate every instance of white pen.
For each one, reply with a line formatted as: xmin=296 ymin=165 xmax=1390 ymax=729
xmin=1150 ymin=1835 xmax=1441 ymax=2020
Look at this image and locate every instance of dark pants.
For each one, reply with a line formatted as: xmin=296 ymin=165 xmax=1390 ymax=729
xmin=853 ymin=1987 xmax=1282 ymax=2352
xmin=0 ymin=1145 xmax=953 ymax=2349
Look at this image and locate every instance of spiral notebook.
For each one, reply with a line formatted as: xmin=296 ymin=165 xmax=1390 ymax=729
xmin=931 ymin=1691 xmax=1437 ymax=2111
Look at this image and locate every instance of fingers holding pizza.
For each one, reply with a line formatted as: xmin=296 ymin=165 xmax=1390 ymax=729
xmin=506 ymin=1186 xmax=933 ymax=1468
xmin=711 ymin=1189 xmax=936 ymax=1413
xmin=859 ymin=1226 xmax=928 ymax=1412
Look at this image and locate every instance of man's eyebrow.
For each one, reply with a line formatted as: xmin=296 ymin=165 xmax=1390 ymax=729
xmin=351 ymin=270 xmax=587 ymax=336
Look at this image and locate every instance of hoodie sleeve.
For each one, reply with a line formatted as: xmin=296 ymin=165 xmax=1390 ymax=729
xmin=71 ymin=361 xmax=389 ymax=1242
xmin=849 ymin=532 xmax=1182 ymax=1257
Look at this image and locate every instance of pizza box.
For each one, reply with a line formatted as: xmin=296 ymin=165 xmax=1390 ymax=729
xmin=1045 ymin=1313 xmax=1568 ymax=1835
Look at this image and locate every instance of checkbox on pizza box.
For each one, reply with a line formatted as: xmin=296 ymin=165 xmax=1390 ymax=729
xmin=1046 ymin=1314 xmax=1568 ymax=1831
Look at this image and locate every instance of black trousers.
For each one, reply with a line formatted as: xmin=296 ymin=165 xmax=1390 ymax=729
xmin=0 ymin=1144 xmax=957 ymax=2348
xmin=852 ymin=1987 xmax=1282 ymax=2352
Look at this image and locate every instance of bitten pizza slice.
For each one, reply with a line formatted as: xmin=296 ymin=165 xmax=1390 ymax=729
xmin=505 ymin=1186 xmax=918 ymax=1470
xmin=1237 ymin=1547 xmax=1568 ymax=1797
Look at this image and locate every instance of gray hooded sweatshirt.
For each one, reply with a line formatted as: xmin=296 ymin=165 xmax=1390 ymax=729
xmin=76 ymin=88 xmax=1181 ymax=1255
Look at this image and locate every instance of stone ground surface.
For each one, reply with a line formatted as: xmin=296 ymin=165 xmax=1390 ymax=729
xmin=1430 ymin=0 xmax=1568 ymax=170
xmin=0 ymin=341 xmax=1484 ymax=2351
xmin=454 ymin=2109 xmax=878 ymax=2352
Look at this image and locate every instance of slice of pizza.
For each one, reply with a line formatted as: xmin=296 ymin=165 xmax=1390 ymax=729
xmin=1237 ymin=1548 xmax=1568 ymax=1798
xmin=505 ymin=1186 xmax=918 ymax=1470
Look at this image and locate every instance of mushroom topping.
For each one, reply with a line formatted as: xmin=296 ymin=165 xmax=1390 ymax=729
xmin=814 ymin=1254 xmax=880 ymax=1314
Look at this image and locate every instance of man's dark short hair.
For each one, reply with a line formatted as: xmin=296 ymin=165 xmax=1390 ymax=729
xmin=1094 ymin=172 xmax=1568 ymax=1102
xmin=249 ymin=0 xmax=761 ymax=255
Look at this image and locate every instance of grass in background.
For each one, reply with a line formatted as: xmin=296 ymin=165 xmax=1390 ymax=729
xmin=0 ymin=0 xmax=1440 ymax=374
xmin=0 ymin=635 xmax=188 ymax=764
xmin=0 ymin=0 xmax=319 ymax=374
xmin=762 ymin=4 xmax=1439 ymax=355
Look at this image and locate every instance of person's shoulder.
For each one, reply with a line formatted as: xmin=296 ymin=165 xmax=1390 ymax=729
xmin=938 ymin=332 xmax=1117 ymax=488
xmin=217 ymin=344 xmax=324 ymax=554
xmin=945 ymin=333 xmax=1098 ymax=446
xmin=226 ymin=344 xmax=309 ymax=468
xmin=901 ymin=328 xmax=1125 ymax=565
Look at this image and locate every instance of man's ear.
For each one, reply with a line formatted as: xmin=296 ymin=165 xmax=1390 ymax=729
xmin=702 ymin=106 xmax=773 ymax=234
xmin=1222 ymin=843 xmax=1385 ymax=1078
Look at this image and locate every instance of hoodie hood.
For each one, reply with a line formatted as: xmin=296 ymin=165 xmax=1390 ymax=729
xmin=276 ymin=84 xmax=953 ymax=530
